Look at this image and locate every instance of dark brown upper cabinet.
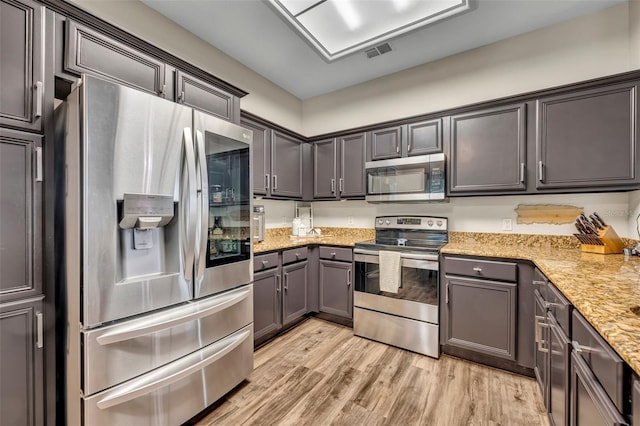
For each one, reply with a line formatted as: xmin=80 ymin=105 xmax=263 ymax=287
xmin=368 ymin=119 xmax=443 ymax=161
xmin=449 ymin=103 xmax=526 ymax=194
xmin=270 ymin=130 xmax=303 ymax=199
xmin=65 ymin=20 xmax=170 ymax=99
xmin=0 ymin=0 xmax=44 ymax=132
xmin=368 ymin=125 xmax=403 ymax=160
xmin=407 ymin=118 xmax=442 ymax=156
xmin=241 ymin=117 xmax=271 ymax=196
xmin=176 ymin=71 xmax=239 ymax=123
xmin=313 ymin=133 xmax=366 ymax=200
xmin=536 ymin=82 xmax=639 ymax=189
xmin=0 ymin=129 xmax=42 ymax=303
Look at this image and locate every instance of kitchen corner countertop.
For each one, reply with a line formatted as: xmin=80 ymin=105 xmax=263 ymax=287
xmin=441 ymin=241 xmax=640 ymax=377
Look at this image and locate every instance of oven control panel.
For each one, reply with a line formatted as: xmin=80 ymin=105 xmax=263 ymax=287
xmin=375 ymin=216 xmax=447 ymax=231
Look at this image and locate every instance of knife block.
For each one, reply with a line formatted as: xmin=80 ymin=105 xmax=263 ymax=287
xmin=576 ymin=225 xmax=624 ymax=254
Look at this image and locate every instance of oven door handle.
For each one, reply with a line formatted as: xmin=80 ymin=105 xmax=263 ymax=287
xmin=354 ymin=252 xmax=439 ymax=271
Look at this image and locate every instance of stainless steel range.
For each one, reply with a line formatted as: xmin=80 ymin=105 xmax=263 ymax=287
xmin=353 ymin=215 xmax=448 ymax=358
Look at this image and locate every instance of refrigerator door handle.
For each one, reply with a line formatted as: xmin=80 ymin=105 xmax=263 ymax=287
xmin=182 ymin=128 xmax=198 ymax=283
xmin=194 ymin=130 xmax=208 ymax=286
xmin=95 ymin=286 xmax=251 ymax=345
xmin=95 ymin=326 xmax=251 ymax=410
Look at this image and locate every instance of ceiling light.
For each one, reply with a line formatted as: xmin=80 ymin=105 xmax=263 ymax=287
xmin=334 ymin=0 xmax=361 ymax=31
xmin=268 ymin=0 xmax=470 ymax=61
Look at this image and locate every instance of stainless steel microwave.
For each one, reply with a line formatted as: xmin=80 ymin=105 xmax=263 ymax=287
xmin=365 ymin=153 xmax=445 ymax=202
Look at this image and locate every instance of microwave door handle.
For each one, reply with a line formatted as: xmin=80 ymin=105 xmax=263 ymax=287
xmin=181 ymin=128 xmax=197 ymax=284
xmin=194 ymin=130 xmax=208 ymax=286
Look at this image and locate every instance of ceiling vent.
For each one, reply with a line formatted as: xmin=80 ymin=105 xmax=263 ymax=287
xmin=365 ymin=43 xmax=392 ymax=59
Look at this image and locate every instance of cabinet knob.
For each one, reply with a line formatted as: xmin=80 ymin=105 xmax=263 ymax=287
xmin=330 ymin=252 xmax=336 ymax=258
xmin=262 ymin=260 xmax=269 ymax=265
xmin=472 ymin=266 xmax=482 ymax=273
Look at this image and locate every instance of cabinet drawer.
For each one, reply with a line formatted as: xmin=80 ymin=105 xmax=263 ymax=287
xmin=254 ymin=252 xmax=279 ymax=272
xmin=572 ymin=310 xmax=625 ymax=412
xmin=444 ymin=257 xmax=517 ymax=282
xmin=319 ymin=246 xmax=352 ymax=262
xmin=282 ymin=247 xmax=308 ymax=265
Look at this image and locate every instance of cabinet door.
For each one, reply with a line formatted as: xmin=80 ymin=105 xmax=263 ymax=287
xmin=282 ymin=261 xmax=308 ymax=326
xmin=633 ymin=378 xmax=639 ymax=426
xmin=313 ymin=138 xmax=338 ymax=199
xmin=0 ymin=297 xmax=44 ymax=426
xmin=253 ymin=268 xmax=282 ymax=343
xmin=176 ymin=71 xmax=239 ymax=123
xmin=407 ymin=119 xmax=442 ymax=156
xmin=241 ymin=117 xmax=271 ymax=196
xmin=271 ymin=131 xmax=303 ymax=199
xmin=0 ymin=0 xmax=44 ymax=131
xmin=339 ymin=133 xmax=366 ymax=198
xmin=548 ymin=314 xmax=571 ymax=426
xmin=450 ymin=104 xmax=526 ymax=193
xmin=65 ymin=20 xmax=168 ymax=98
xmin=319 ymin=260 xmax=352 ymax=319
xmin=0 ymin=129 xmax=42 ymax=302
xmin=570 ymin=352 xmax=628 ymax=426
xmin=536 ymin=82 xmax=638 ymax=189
xmin=534 ymin=290 xmax=550 ymax=407
xmin=369 ymin=125 xmax=403 ymax=160
xmin=444 ymin=276 xmax=517 ymax=360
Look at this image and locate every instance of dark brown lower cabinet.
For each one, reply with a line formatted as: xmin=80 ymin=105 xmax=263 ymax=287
xmin=570 ymin=352 xmax=628 ymax=425
xmin=253 ymin=266 xmax=281 ymax=344
xmin=253 ymin=251 xmax=308 ymax=346
xmin=0 ymin=297 xmax=44 ymax=426
xmin=633 ymin=378 xmax=639 ymax=425
xmin=282 ymin=260 xmax=308 ymax=325
xmin=318 ymin=260 xmax=352 ymax=319
xmin=548 ymin=313 xmax=571 ymax=426
xmin=443 ymin=276 xmax=516 ymax=360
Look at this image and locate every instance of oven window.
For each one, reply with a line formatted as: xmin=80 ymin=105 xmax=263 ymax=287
xmin=367 ymin=166 xmax=427 ymax=194
xmin=355 ymin=261 xmax=438 ymax=305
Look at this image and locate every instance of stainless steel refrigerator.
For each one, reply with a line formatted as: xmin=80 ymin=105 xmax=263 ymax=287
xmin=55 ymin=75 xmax=254 ymax=425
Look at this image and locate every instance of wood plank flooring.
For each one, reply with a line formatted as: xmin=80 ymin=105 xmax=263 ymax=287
xmin=195 ymin=318 xmax=548 ymax=426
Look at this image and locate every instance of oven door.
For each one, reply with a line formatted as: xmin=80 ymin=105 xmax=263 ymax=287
xmin=354 ymin=249 xmax=439 ymax=324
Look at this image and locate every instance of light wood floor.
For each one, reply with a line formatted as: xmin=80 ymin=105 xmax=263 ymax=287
xmin=196 ymin=318 xmax=548 ymax=426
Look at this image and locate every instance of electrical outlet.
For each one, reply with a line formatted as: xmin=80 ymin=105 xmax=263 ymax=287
xmin=502 ymin=218 xmax=513 ymax=231
xmin=347 ymin=216 xmax=354 ymax=225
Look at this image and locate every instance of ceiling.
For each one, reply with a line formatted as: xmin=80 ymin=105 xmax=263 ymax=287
xmin=142 ymin=0 xmax=625 ymax=100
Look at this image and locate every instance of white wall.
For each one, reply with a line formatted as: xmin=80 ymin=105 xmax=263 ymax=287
xmin=70 ymin=0 xmax=304 ymax=133
xmin=302 ymin=3 xmax=635 ymax=136
xmin=311 ymin=192 xmax=638 ymax=238
xmin=628 ymin=190 xmax=640 ymax=240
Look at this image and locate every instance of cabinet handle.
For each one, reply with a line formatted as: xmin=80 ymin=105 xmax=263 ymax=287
xmin=179 ymin=91 xmax=185 ymax=103
xmin=519 ymin=162 xmax=525 ymax=183
xmin=35 ymin=147 xmax=43 ymax=182
xmin=532 ymin=280 xmax=546 ymax=286
xmin=36 ymin=311 xmax=44 ymax=349
xmin=159 ymin=84 xmax=166 ymax=97
xmin=265 ymin=174 xmax=270 ymax=190
xmin=407 ymin=143 xmax=411 ymax=153
xmin=396 ymin=143 xmax=400 ymax=154
xmin=330 ymin=252 xmax=336 ymax=258
xmin=34 ymin=81 xmax=43 ymax=118
xmin=261 ymin=260 xmax=269 ymax=266
xmin=572 ymin=341 xmax=593 ymax=354
xmin=331 ymin=179 xmax=336 ymax=193
xmin=272 ymin=175 xmax=278 ymax=190
xmin=445 ymin=282 xmax=449 ymax=304
xmin=283 ymin=273 xmax=288 ymax=291
xmin=538 ymin=161 xmax=544 ymax=182
xmin=276 ymin=275 xmax=281 ymax=292
xmin=347 ymin=269 xmax=351 ymax=287
xmin=472 ymin=266 xmax=482 ymax=273
xmin=339 ymin=178 xmax=344 ymax=193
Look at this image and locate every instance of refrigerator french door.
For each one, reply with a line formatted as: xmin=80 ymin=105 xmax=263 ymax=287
xmin=56 ymin=75 xmax=254 ymax=426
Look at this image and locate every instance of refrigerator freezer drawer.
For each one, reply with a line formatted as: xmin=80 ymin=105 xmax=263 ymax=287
xmin=83 ymin=285 xmax=253 ymax=395
xmin=84 ymin=323 xmax=253 ymax=426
